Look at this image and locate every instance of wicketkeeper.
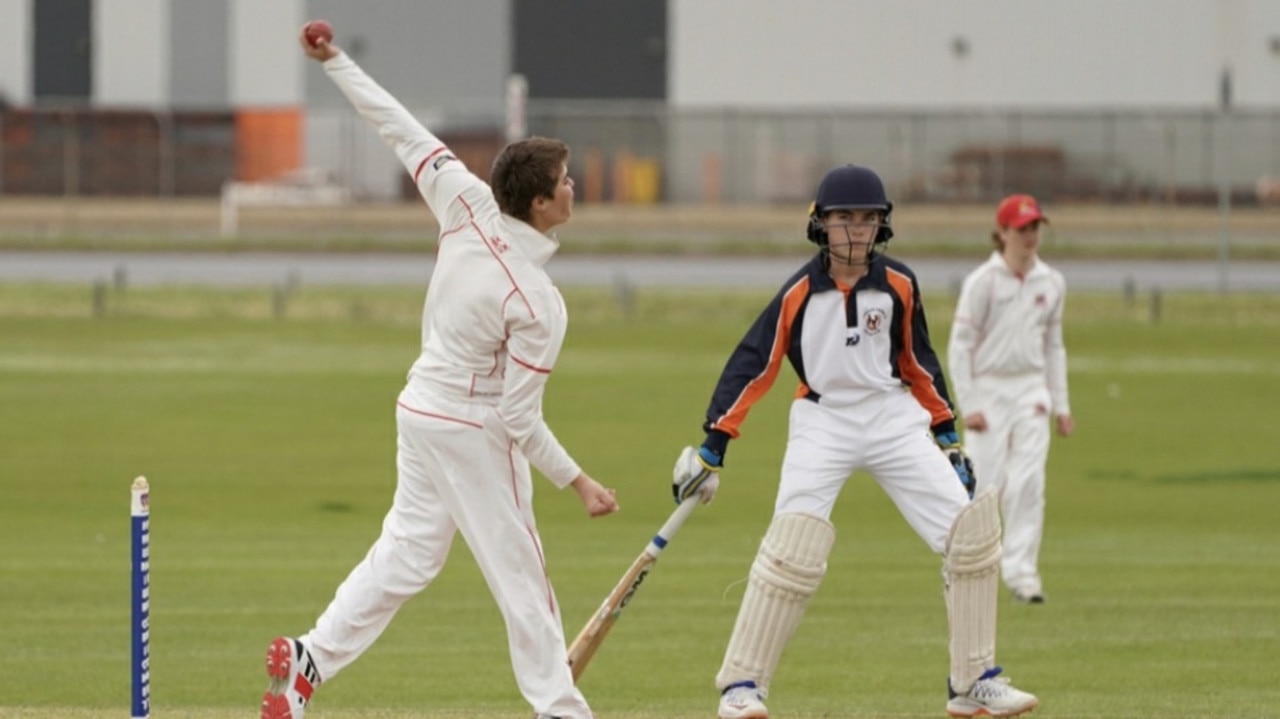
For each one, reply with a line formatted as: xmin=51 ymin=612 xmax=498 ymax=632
xmin=673 ymin=165 xmax=1039 ymax=718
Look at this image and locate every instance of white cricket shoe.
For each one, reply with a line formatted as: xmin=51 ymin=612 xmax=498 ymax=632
xmin=947 ymin=667 xmax=1038 ymax=717
xmin=1012 ymin=588 xmax=1046 ymax=605
xmin=261 ymin=636 xmax=321 ymax=719
xmin=719 ymin=681 xmax=768 ymax=719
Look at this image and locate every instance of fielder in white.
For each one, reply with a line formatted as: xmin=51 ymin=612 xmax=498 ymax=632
xmin=261 ymin=25 xmax=619 ymax=719
xmin=673 ymin=165 xmax=1038 ymax=719
xmin=948 ymin=194 xmax=1075 ymax=605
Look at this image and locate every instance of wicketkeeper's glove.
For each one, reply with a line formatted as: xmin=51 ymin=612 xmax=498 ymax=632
xmin=935 ymin=431 xmax=976 ymax=499
xmin=672 ymin=445 xmax=721 ymax=504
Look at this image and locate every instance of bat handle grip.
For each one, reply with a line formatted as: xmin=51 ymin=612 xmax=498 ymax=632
xmin=646 ymin=497 xmax=700 ymax=557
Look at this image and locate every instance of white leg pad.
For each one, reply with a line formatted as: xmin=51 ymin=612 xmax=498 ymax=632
xmin=944 ymin=488 xmax=1002 ymax=694
xmin=716 ymin=512 xmax=835 ymax=693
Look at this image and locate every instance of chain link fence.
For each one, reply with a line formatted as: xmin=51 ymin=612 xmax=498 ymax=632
xmin=525 ymin=103 xmax=1280 ymax=207
xmin=5 ymin=104 xmax=1280 ymax=262
xmin=4 ymin=104 xmax=1280 ymax=206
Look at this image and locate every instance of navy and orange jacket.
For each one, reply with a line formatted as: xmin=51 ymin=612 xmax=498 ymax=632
xmin=702 ymin=252 xmax=958 ymax=459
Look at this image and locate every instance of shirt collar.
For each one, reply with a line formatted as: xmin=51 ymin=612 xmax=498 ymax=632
xmin=990 ymin=251 xmax=1047 ymax=278
xmin=499 ymin=214 xmax=560 ymax=267
xmin=807 ymin=252 xmax=887 ymax=291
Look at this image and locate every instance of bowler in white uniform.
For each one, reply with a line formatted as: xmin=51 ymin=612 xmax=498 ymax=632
xmin=260 ymin=24 xmax=620 ymax=719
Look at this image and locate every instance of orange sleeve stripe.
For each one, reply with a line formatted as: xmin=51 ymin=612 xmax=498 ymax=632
xmin=886 ymin=269 xmax=953 ymax=424
xmin=713 ymin=277 xmax=809 ymax=437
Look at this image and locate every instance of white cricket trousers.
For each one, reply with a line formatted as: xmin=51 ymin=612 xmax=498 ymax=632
xmin=962 ymin=377 xmax=1052 ymax=595
xmin=302 ymin=394 xmax=591 ymax=719
xmin=776 ymin=390 xmax=970 ymax=553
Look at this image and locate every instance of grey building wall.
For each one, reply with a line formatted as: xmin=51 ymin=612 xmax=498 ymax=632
xmin=301 ymin=0 xmax=513 ymax=198
xmin=0 ymin=0 xmax=28 ymax=103
xmin=4 ymin=1 xmax=1279 ymax=201
xmin=304 ymin=0 xmax=510 ymax=122
xmin=5 ymin=2 xmax=1280 ymax=111
xmin=170 ymin=1 xmax=228 ymax=108
xmin=670 ymin=0 xmax=1280 ymax=109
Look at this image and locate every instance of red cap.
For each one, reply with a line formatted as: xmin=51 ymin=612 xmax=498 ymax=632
xmin=996 ymin=194 xmax=1048 ymax=229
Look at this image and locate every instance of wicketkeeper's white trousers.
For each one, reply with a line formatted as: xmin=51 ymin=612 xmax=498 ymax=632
xmin=962 ymin=377 xmax=1052 ymax=596
xmin=302 ymin=395 xmax=591 ymax=719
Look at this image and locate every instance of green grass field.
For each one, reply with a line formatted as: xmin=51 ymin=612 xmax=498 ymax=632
xmin=1 ymin=282 xmax=1278 ymax=719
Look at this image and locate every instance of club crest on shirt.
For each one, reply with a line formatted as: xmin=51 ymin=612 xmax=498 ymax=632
xmin=863 ymin=308 xmax=886 ymax=335
xmin=488 ymin=235 xmax=509 ymax=253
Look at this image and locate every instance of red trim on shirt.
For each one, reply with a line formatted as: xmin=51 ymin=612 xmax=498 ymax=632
xmin=457 ymin=195 xmax=536 ymax=319
xmin=440 ymin=223 xmax=468 ymax=241
xmin=511 ymin=355 xmax=552 ymax=374
xmin=413 ymin=147 xmax=450 ymax=185
xmin=396 ymin=400 xmax=483 ymax=428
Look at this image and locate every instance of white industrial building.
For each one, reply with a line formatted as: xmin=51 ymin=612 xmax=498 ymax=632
xmin=1 ymin=1 xmax=1277 ymax=201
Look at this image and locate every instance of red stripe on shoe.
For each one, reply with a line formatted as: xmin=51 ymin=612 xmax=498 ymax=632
xmin=294 ymin=672 xmax=315 ymax=701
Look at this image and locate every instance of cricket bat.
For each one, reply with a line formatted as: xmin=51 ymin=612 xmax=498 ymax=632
xmin=566 ymin=497 xmax=701 ymax=680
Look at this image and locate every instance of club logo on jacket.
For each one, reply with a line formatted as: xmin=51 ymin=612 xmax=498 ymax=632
xmin=432 ymin=153 xmax=458 ymax=170
xmin=488 ymin=235 xmax=509 ymax=253
xmin=863 ymin=308 xmax=886 ymax=335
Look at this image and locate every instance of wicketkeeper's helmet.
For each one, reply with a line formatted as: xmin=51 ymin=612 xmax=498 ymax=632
xmin=806 ymin=164 xmax=895 ymax=248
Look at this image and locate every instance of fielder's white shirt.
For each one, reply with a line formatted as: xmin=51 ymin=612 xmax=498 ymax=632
xmin=324 ymin=53 xmax=581 ymax=487
xmin=948 ymin=252 xmax=1070 ymax=419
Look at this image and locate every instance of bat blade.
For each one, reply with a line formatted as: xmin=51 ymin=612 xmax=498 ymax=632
xmin=566 ymin=497 xmax=699 ymax=680
xmin=566 ymin=551 xmax=656 ymax=679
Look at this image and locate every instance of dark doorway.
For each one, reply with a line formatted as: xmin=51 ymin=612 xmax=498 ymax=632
xmin=34 ymin=0 xmax=93 ymax=104
xmin=514 ymin=1 xmax=666 ymax=99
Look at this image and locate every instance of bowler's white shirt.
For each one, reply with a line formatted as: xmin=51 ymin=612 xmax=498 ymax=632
xmin=324 ymin=53 xmax=580 ymax=487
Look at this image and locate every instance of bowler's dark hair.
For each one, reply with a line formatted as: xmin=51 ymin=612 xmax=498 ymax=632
xmin=491 ymin=136 xmax=569 ymax=222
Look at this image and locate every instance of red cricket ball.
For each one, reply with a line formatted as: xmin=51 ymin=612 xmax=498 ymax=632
xmin=304 ymin=20 xmax=333 ymax=48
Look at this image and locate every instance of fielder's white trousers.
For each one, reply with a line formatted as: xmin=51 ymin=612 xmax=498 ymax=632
xmin=302 ymin=393 xmax=591 ymax=719
xmin=962 ymin=376 xmax=1052 ymax=596
xmin=776 ymin=390 xmax=970 ymax=553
